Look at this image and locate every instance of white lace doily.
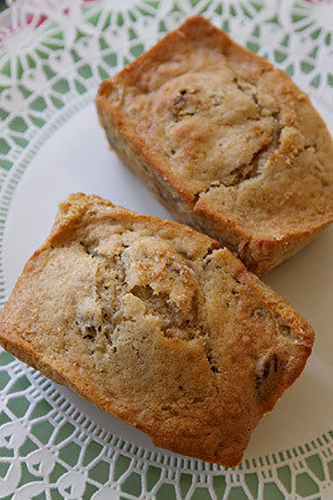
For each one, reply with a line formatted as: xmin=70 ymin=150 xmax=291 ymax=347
xmin=1 ymin=1 xmax=333 ymax=499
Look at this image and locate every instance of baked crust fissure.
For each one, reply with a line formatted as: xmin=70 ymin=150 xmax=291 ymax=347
xmin=167 ymin=74 xmax=283 ymax=190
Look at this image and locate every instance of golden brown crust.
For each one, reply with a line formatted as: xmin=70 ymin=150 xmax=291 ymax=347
xmin=95 ymin=16 xmax=333 ymax=275
xmin=0 ymin=193 xmax=314 ymax=466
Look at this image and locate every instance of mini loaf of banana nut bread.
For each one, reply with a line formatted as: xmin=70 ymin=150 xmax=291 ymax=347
xmin=0 ymin=193 xmax=314 ymax=466
xmin=95 ymin=16 xmax=333 ymax=275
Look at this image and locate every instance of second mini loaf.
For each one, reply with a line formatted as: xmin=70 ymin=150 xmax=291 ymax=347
xmin=96 ymin=16 xmax=333 ymax=275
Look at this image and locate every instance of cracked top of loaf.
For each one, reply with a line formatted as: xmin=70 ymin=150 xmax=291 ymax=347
xmin=0 ymin=193 xmax=314 ymax=466
xmin=96 ymin=16 xmax=333 ymax=275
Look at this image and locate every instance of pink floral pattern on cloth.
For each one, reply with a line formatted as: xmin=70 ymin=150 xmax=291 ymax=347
xmin=304 ymin=0 xmax=333 ymax=3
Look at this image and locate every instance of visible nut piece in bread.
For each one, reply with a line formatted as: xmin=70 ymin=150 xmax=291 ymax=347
xmin=95 ymin=16 xmax=333 ymax=275
xmin=0 ymin=193 xmax=314 ymax=466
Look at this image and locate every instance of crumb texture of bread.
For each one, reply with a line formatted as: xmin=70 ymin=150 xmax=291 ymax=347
xmin=0 ymin=194 xmax=314 ymax=466
xmin=95 ymin=16 xmax=333 ymax=275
